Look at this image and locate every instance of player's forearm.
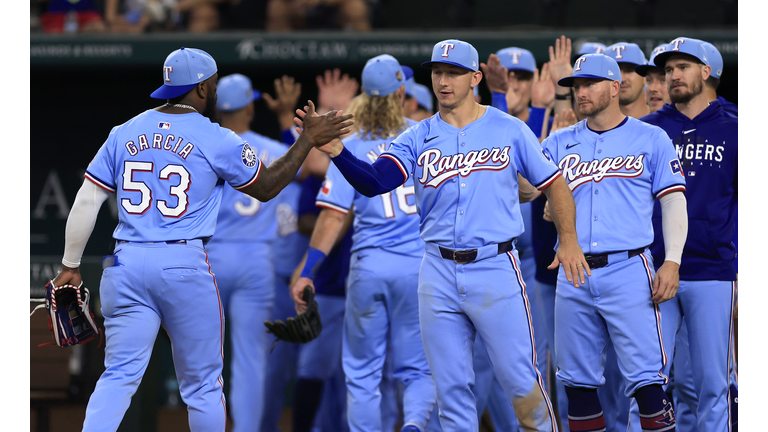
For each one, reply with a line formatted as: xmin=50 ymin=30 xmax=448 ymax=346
xmin=244 ymin=133 xmax=314 ymax=201
xmin=542 ymin=176 xmax=578 ymax=244
xmin=518 ymin=174 xmax=541 ymax=203
xmin=491 ymin=92 xmax=509 ymax=114
xmin=62 ymin=180 xmax=111 ymax=268
xmin=553 ymin=94 xmax=572 ymax=119
xmin=660 ymin=191 xmax=688 ymax=265
xmin=330 ymin=146 xmax=404 ymax=197
xmin=308 ymin=208 xmax=346 ymax=255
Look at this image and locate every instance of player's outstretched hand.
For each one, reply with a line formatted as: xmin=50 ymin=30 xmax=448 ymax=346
xmin=317 ymin=68 xmax=359 ymax=113
xmin=52 ymin=265 xmax=82 ymax=289
xmin=294 ymin=100 xmax=354 ymax=148
xmin=550 ymin=109 xmax=578 ymax=133
xmin=652 ymin=260 xmax=680 ymax=304
xmin=549 ymin=35 xmax=573 ymax=89
xmin=291 ymin=277 xmax=316 ymax=314
xmin=263 ymin=75 xmax=302 ymax=116
xmin=548 ymin=240 xmax=590 ymax=287
xmin=531 ymin=63 xmax=556 ymax=109
xmin=479 ymin=53 xmax=510 ymax=95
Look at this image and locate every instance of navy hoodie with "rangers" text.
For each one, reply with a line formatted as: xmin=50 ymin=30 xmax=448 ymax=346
xmin=640 ymin=99 xmax=738 ymax=281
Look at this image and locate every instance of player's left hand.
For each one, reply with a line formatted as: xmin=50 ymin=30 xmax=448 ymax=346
xmin=652 ymin=260 xmax=680 ymax=304
xmin=479 ymin=53 xmax=510 ymax=95
xmin=548 ymin=240 xmax=590 ymax=287
xmin=263 ymin=75 xmax=302 ymax=116
xmin=531 ymin=63 xmax=556 ymax=109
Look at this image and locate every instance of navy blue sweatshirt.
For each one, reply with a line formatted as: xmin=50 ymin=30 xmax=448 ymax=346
xmin=640 ymin=100 xmax=737 ymax=281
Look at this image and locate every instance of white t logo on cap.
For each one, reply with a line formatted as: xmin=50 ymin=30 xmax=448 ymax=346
xmin=164 ymin=66 xmax=173 ymax=82
xmin=440 ymin=43 xmax=456 ymax=58
xmin=574 ymin=57 xmax=587 ymax=71
xmin=595 ymin=46 xmax=605 ymax=54
xmin=510 ymin=51 xmax=521 ymax=64
xmin=671 ymin=39 xmax=685 ymax=51
xmin=612 ymin=45 xmax=626 ymax=59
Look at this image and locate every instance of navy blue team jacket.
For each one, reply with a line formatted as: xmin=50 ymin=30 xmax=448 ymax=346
xmin=641 ymin=99 xmax=737 ymax=281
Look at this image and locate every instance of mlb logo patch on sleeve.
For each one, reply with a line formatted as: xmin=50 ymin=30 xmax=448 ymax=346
xmin=669 ymin=159 xmax=684 ymax=177
xmin=158 ymin=122 xmax=171 ymax=129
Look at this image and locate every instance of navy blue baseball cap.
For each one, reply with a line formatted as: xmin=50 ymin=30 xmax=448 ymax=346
xmin=496 ymin=47 xmax=536 ymax=73
xmin=635 ymin=44 xmax=668 ymax=77
xmin=422 ymin=39 xmax=479 ymax=72
xmin=412 ymin=83 xmax=434 ymax=112
xmin=701 ymin=41 xmax=723 ymax=79
xmin=654 ymin=38 xmax=710 ymax=68
xmin=151 ymin=47 xmax=218 ymax=99
xmin=362 ymin=55 xmax=412 ymax=97
xmin=216 ymin=74 xmax=261 ymax=112
xmin=606 ymin=42 xmax=647 ymax=67
xmin=558 ymin=54 xmax=621 ymax=87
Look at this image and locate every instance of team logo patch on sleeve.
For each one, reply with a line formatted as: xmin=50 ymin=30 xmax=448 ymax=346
xmin=542 ymin=148 xmax=553 ymax=162
xmin=241 ymin=143 xmax=258 ymax=168
xmin=321 ymin=179 xmax=332 ymax=195
xmin=669 ymin=159 xmax=684 ymax=177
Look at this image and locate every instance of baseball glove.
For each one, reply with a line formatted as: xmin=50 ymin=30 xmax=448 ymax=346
xmin=35 ymin=280 xmax=102 ymax=348
xmin=264 ymin=286 xmax=322 ymax=351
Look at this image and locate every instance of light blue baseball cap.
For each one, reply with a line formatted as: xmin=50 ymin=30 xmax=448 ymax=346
xmin=635 ymin=44 xmax=668 ymax=77
xmin=578 ymin=42 xmax=608 ymax=56
xmin=422 ymin=39 xmax=479 ymax=72
xmin=362 ymin=55 xmax=412 ymax=97
xmin=496 ymin=47 xmax=536 ymax=73
xmin=654 ymin=37 xmax=710 ymax=68
xmin=558 ymin=54 xmax=621 ymax=87
xmin=412 ymin=83 xmax=434 ymax=112
xmin=216 ymin=74 xmax=262 ymax=112
xmin=404 ymin=76 xmax=415 ymax=97
xmin=700 ymin=41 xmax=723 ymax=79
xmin=150 ymin=47 xmax=218 ymax=99
xmin=606 ymin=42 xmax=647 ymax=67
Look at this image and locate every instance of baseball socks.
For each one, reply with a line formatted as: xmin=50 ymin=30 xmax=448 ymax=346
xmin=564 ymin=386 xmax=606 ymax=432
xmin=634 ymin=384 xmax=676 ymax=431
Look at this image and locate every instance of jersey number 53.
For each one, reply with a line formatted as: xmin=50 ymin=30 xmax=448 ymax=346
xmin=121 ymin=161 xmax=190 ymax=218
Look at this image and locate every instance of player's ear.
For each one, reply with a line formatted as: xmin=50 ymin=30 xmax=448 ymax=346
xmin=701 ymin=64 xmax=712 ymax=81
xmin=472 ymin=71 xmax=483 ymax=87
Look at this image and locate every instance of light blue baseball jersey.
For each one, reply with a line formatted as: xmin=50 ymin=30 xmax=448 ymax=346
xmin=381 ymin=107 xmax=560 ymax=249
xmin=85 ymin=110 xmax=262 ymax=241
xmin=316 ymin=121 xmax=425 ymax=257
xmin=542 ymin=117 xmax=685 ymax=254
xmin=213 ymin=130 xmax=288 ymax=242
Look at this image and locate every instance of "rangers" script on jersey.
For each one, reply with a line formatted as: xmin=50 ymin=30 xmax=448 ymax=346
xmin=559 ymin=153 xmax=645 ymax=190
xmin=417 ymin=146 xmax=511 ymax=188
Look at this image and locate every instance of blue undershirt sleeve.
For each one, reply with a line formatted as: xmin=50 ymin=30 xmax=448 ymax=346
xmin=331 ymin=146 xmax=405 ymax=197
xmin=491 ymin=92 xmax=508 ymax=114
xmin=526 ymin=106 xmax=547 ymax=138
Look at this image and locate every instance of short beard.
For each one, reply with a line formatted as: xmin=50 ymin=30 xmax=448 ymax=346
xmin=669 ymin=78 xmax=703 ymax=104
xmin=578 ymin=88 xmax=612 ymax=117
xmin=203 ymin=92 xmax=220 ymax=123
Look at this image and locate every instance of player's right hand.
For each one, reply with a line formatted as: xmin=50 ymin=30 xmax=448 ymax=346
xmin=291 ymin=277 xmax=316 ymax=314
xmin=294 ymin=101 xmax=354 ymax=147
xmin=548 ymin=35 xmax=573 ymax=88
xmin=52 ymin=265 xmax=82 ymax=288
xmin=550 ymin=109 xmax=578 ymax=133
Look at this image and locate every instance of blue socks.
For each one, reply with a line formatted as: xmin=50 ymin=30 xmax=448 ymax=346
xmin=564 ymin=386 xmax=606 ymax=432
xmin=635 ymin=385 xmax=676 ymax=431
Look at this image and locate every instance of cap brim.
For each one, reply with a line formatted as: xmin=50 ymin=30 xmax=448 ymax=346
xmin=557 ymin=74 xmax=613 ymax=87
xmin=634 ymin=64 xmax=660 ymax=77
xmin=421 ymin=60 xmax=475 ymax=72
xmin=150 ymin=83 xmax=198 ymax=99
xmin=653 ymin=51 xmax=703 ymax=68
xmin=402 ymin=65 xmax=414 ymax=80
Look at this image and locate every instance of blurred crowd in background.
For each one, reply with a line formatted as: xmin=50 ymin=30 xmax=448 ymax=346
xmin=30 ymin=0 xmax=738 ymax=35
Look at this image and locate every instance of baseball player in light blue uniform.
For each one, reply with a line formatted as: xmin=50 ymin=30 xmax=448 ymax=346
xmin=542 ymin=53 xmax=687 ymax=432
xmin=303 ymin=39 xmax=590 ymax=432
xmin=205 ymin=73 xmax=295 ymax=432
xmin=638 ymin=38 xmax=738 ymax=432
xmin=293 ymin=54 xmax=437 ymax=432
xmin=51 ymin=47 xmax=351 ymax=432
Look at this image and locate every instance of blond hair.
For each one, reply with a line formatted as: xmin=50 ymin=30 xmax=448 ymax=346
xmin=347 ymin=92 xmax=408 ymax=141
